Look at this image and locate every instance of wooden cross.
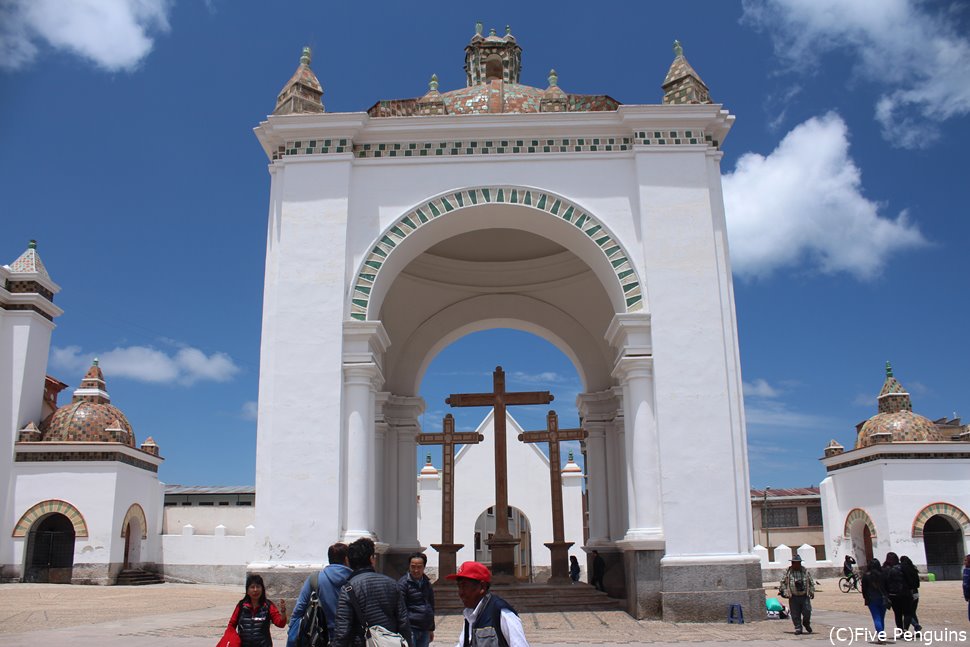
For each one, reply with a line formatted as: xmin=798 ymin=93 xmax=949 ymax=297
xmin=519 ymin=410 xmax=587 ymax=584
xmin=416 ymin=414 xmax=483 ymax=580
xmin=446 ymin=366 xmax=553 ymax=581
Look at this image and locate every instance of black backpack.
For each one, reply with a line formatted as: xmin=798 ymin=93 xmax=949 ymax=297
xmin=298 ymin=574 xmax=329 ymax=647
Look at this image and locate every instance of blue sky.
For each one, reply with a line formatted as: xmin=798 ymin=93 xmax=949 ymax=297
xmin=2 ymin=1 xmax=967 ymax=491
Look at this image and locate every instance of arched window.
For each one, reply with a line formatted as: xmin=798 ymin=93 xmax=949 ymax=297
xmin=485 ymin=55 xmax=503 ymax=81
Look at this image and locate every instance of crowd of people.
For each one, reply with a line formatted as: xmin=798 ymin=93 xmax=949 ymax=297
xmin=220 ymin=537 xmax=530 ymax=647
xmin=782 ymin=550 xmax=967 ymax=643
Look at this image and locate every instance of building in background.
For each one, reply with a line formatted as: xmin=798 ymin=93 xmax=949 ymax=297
xmin=820 ymin=364 xmax=970 ymax=580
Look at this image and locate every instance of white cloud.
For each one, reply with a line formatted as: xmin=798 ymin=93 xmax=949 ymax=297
xmin=241 ymin=401 xmax=258 ymax=420
xmin=744 ymin=378 xmax=781 ymax=399
xmin=51 ymin=343 xmax=240 ymax=386
xmin=723 ymin=112 xmax=928 ymax=280
xmin=509 ymin=371 xmax=569 ymax=384
xmin=745 ymin=400 xmax=835 ymax=431
xmin=742 ymin=0 xmax=970 ymax=147
xmin=0 ymin=0 xmax=172 ymax=72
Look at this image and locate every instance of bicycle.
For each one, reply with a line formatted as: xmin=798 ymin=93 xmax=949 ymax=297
xmin=839 ymin=573 xmax=860 ymax=592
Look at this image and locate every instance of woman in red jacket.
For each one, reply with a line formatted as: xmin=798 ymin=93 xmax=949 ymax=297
xmin=229 ymin=574 xmax=288 ymax=647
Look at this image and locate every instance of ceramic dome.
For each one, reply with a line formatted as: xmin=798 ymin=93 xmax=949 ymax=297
xmin=855 ymin=363 xmax=943 ymax=448
xmin=40 ymin=360 xmax=135 ymax=446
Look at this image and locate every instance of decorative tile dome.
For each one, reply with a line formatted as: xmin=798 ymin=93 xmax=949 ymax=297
xmin=40 ymin=360 xmax=135 ymax=446
xmin=855 ymin=363 xmax=943 ymax=448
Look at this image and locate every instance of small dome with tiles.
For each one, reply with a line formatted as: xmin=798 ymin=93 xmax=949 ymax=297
xmin=856 ymin=363 xmax=943 ymax=448
xmin=40 ymin=360 xmax=135 ymax=446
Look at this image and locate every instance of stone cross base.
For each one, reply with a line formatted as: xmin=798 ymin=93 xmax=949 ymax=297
xmin=430 ymin=543 xmax=463 ymax=582
xmin=544 ymin=541 xmax=575 ymax=584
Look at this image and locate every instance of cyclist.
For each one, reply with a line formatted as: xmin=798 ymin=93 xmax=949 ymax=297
xmin=844 ymin=554 xmax=859 ymax=589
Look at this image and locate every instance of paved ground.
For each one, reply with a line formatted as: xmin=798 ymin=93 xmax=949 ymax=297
xmin=0 ymin=577 xmax=967 ymax=646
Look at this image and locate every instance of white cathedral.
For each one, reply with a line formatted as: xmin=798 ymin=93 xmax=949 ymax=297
xmin=6 ymin=24 xmax=964 ymax=622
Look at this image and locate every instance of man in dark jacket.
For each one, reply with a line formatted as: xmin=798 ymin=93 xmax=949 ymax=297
xmin=289 ymin=542 xmax=352 ymax=646
xmin=333 ymin=537 xmax=412 ymax=647
xmin=398 ymin=552 xmax=435 ymax=647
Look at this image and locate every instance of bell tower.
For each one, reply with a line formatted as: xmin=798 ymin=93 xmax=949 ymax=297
xmin=464 ymin=22 xmax=522 ymax=86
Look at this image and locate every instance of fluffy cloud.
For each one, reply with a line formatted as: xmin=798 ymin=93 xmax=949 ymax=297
xmin=723 ymin=112 xmax=927 ymax=280
xmin=51 ymin=343 xmax=240 ymax=386
xmin=241 ymin=401 xmax=258 ymax=421
xmin=742 ymin=0 xmax=970 ymax=147
xmin=0 ymin=0 xmax=171 ymax=72
xmin=744 ymin=378 xmax=781 ymax=399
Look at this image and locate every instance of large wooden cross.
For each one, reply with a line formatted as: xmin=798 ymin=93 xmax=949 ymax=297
xmin=446 ymin=366 xmax=553 ymax=581
xmin=416 ymin=413 xmax=483 ymax=581
xmin=519 ymin=410 xmax=587 ymax=584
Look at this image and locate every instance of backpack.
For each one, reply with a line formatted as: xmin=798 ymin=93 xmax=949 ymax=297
xmin=298 ymin=574 xmax=329 ymax=647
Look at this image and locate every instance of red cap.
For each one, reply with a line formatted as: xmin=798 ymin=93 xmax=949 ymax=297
xmin=446 ymin=561 xmax=492 ymax=583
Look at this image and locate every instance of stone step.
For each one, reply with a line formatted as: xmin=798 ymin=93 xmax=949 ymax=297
xmin=115 ymin=569 xmax=164 ymax=586
xmin=432 ymin=583 xmax=623 ymax=613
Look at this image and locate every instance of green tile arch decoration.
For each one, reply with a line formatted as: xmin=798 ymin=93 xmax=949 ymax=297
xmin=350 ymin=186 xmax=644 ymax=321
xmin=911 ymin=502 xmax=970 ymax=538
xmin=12 ymin=499 xmax=89 ymax=537
xmin=121 ymin=503 xmax=148 ymax=539
xmin=843 ymin=507 xmax=877 ymax=539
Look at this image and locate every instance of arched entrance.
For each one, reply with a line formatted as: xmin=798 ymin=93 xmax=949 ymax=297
xmin=845 ymin=508 xmax=877 ymax=565
xmin=24 ymin=513 xmax=76 ymax=583
xmin=923 ymin=515 xmax=965 ymax=580
xmin=123 ymin=518 xmax=143 ymax=568
xmin=474 ymin=506 xmax=533 ymax=581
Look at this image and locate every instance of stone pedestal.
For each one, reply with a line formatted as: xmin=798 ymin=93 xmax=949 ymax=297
xmin=544 ymin=541 xmax=575 ymax=584
xmin=622 ymin=548 xmax=664 ymax=619
xmin=430 ymin=542 xmax=463 ymax=582
xmin=486 ymin=536 xmax=520 ymax=584
xmin=660 ymin=555 xmax=766 ymax=622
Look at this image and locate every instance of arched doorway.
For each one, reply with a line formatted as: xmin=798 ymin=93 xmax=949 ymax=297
xmin=123 ymin=518 xmax=143 ymax=569
xmin=923 ymin=515 xmax=965 ymax=580
xmin=474 ymin=506 xmax=533 ymax=581
xmin=24 ymin=513 xmax=76 ymax=583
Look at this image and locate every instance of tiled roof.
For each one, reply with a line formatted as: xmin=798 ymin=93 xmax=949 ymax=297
xmin=164 ymin=485 xmax=255 ymax=495
xmin=750 ymin=487 xmax=820 ymax=498
xmin=7 ymin=241 xmax=51 ymax=280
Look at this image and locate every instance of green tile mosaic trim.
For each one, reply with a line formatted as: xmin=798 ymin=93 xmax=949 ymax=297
xmin=633 ymin=130 xmax=718 ymax=149
xmin=911 ymin=502 xmax=969 ymax=537
xmin=350 ymin=186 xmax=643 ymax=320
xmin=12 ymin=499 xmax=89 ymax=537
xmin=272 ymin=138 xmax=351 ymax=160
xmin=354 ymin=136 xmax=632 ymax=158
xmin=842 ymin=508 xmax=877 ymax=539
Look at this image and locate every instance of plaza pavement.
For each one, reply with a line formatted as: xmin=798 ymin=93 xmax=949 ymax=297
xmin=0 ymin=577 xmax=967 ymax=646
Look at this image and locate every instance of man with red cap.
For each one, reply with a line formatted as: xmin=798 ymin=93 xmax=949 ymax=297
xmin=447 ymin=561 xmax=529 ymax=647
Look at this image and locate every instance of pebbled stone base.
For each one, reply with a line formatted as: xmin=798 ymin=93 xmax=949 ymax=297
xmin=660 ymin=558 xmax=766 ymax=622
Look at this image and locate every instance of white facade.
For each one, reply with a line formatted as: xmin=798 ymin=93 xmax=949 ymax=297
xmin=416 ymin=411 xmax=585 ymax=579
xmin=820 ymin=445 xmax=970 ymax=580
xmin=251 ymin=36 xmax=760 ymax=620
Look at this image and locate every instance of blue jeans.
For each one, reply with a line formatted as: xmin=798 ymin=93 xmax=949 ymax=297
xmin=411 ymin=629 xmax=430 ymax=647
xmin=867 ymin=599 xmax=887 ymax=633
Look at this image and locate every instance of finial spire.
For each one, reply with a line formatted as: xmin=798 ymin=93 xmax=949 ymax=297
xmin=567 ymin=450 xmax=574 ymax=461
xmin=475 ymin=21 xmax=483 ymax=35
xmin=425 ymin=452 xmax=432 ymax=464
xmin=505 ymin=25 xmax=511 ymax=35
xmin=885 ymin=361 xmax=893 ymax=378
xmin=92 ymin=357 xmax=99 ymax=367
xmin=548 ymin=69 xmax=558 ymax=87
xmin=300 ymin=46 xmax=311 ymax=66
xmin=28 ymin=239 xmax=37 ymax=249
xmin=489 ymin=27 xmax=496 ymax=37
xmin=673 ymin=40 xmax=683 ymax=57
xmin=429 ymin=73 xmax=438 ymax=92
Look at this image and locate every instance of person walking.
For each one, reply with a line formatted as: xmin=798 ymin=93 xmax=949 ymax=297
xmin=289 ymin=542 xmax=352 ymax=646
xmin=228 ymin=574 xmax=288 ymax=647
xmin=861 ymin=558 xmax=889 ymax=642
xmin=333 ymin=537 xmax=412 ymax=647
xmin=591 ymin=550 xmax=606 ymax=592
xmin=399 ymin=552 xmax=435 ymax=647
xmin=447 ymin=561 xmax=529 ymax=647
xmin=779 ymin=554 xmax=815 ymax=635
xmin=962 ymin=554 xmax=970 ymax=622
xmin=569 ymin=556 xmax=580 ymax=583
xmin=884 ymin=552 xmax=914 ymax=633
xmin=900 ymin=555 xmax=922 ymax=632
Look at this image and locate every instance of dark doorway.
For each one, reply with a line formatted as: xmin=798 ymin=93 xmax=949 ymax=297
xmin=923 ymin=515 xmax=965 ymax=581
xmin=863 ymin=525 xmax=874 ymax=563
xmin=24 ymin=513 xmax=76 ymax=583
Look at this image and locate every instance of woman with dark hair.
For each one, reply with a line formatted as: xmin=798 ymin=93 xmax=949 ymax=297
xmin=883 ymin=552 xmax=913 ymax=633
xmin=861 ymin=559 xmax=889 ymax=640
xmin=228 ymin=573 xmax=288 ymax=647
xmin=900 ymin=556 xmax=922 ymax=632
xmin=569 ymin=555 xmax=581 ymax=583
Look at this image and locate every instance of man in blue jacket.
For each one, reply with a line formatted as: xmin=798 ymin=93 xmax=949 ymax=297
xmin=288 ymin=542 xmax=352 ymax=646
xmin=398 ymin=552 xmax=435 ymax=647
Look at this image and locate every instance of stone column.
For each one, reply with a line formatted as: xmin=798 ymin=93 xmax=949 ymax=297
xmin=577 ymin=391 xmax=620 ymax=545
xmin=374 ymin=392 xmax=391 ymax=544
xmin=383 ymin=395 xmax=425 ymax=574
xmin=341 ymin=321 xmax=390 ymax=543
